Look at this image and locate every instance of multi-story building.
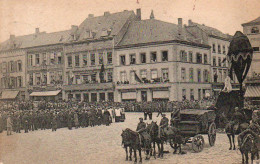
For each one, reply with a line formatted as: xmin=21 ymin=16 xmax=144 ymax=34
xmin=242 ymin=17 xmax=260 ymax=104
xmin=242 ymin=17 xmax=260 ymax=76
xmin=62 ymin=10 xmax=138 ymax=102
xmin=0 ymin=34 xmax=33 ymax=100
xmin=114 ymin=17 xmax=212 ymax=102
xmin=186 ymin=20 xmax=239 ymax=96
xmin=25 ymin=29 xmax=70 ymax=101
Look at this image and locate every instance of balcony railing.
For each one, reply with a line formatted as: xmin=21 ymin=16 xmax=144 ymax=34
xmin=63 ymin=82 xmax=114 ymax=91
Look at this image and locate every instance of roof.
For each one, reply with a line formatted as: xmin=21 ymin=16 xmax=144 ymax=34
xmin=0 ymin=34 xmax=35 ymax=51
xmin=117 ymin=19 xmax=206 ymax=47
xmin=242 ymin=16 xmax=260 ymax=26
xmin=77 ymin=10 xmax=135 ymax=40
xmin=188 ymin=21 xmax=231 ymax=40
xmin=30 ymin=90 xmax=61 ymax=97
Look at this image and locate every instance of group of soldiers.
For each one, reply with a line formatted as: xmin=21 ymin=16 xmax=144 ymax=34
xmin=0 ymin=101 xmax=121 ymax=135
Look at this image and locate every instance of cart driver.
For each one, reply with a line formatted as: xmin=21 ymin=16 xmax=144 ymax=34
xmin=136 ymin=117 xmax=150 ymax=147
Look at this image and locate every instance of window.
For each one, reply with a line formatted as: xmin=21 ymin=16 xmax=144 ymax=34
xmin=251 ymin=27 xmax=259 ymax=33
xmin=99 ymin=52 xmax=103 ymax=64
xmin=213 ymin=68 xmax=218 ymax=83
xmin=36 ymin=73 xmax=41 ymax=85
xmin=17 ymin=76 xmax=22 ymax=87
xmin=75 ymin=55 xmax=80 ymax=67
xmin=223 ymin=45 xmax=226 ymax=54
xmin=42 ymin=73 xmax=47 ymax=84
xmin=29 ymin=74 xmax=33 ymax=85
xmin=35 ymin=54 xmax=40 ymax=65
xmin=218 ymin=44 xmax=221 ymax=54
xmin=50 ymin=53 xmax=55 ymax=65
xmin=83 ymin=54 xmax=88 ymax=66
xmin=120 ymin=72 xmax=127 ymax=82
xmin=67 ymin=56 xmax=72 ymax=67
xmin=9 ymin=61 xmax=14 ymax=72
xmin=57 ymin=52 xmax=62 ymax=64
xmin=213 ymin=57 xmax=216 ymax=66
xmin=162 ymin=51 xmax=168 ymax=61
xmin=181 ymin=68 xmax=186 ymax=82
xmin=2 ymin=62 xmax=6 ymax=73
xmin=223 ymin=69 xmax=227 ymax=79
xmin=107 ymin=72 xmax=113 ymax=82
xmin=182 ymin=89 xmax=186 ymax=100
xmin=212 ymin=44 xmax=216 ymax=53
xmin=83 ymin=93 xmax=89 ymax=102
xmin=107 ymin=52 xmax=112 ymax=64
xmin=50 ymin=72 xmax=55 ymax=84
xmin=140 ymin=53 xmax=146 ymax=63
xmin=150 ymin=52 xmax=157 ymax=62
xmin=162 ymin=69 xmax=169 ymax=81
xmin=130 ymin=71 xmax=135 ymax=84
xmin=196 ymin=53 xmax=202 ymax=63
xmin=198 ymin=89 xmax=201 ymax=100
xmin=204 ymin=54 xmax=208 ymax=64
xmin=75 ymin=94 xmax=81 ymax=101
xmin=82 ymin=75 xmax=89 ymax=84
xmin=218 ymin=69 xmax=222 ymax=82
xmin=108 ymin=92 xmax=114 ymax=102
xmin=190 ymin=89 xmax=194 ymax=100
xmin=180 ymin=51 xmax=187 ymax=62
xmin=91 ymin=93 xmax=97 ymax=102
xmin=253 ymin=47 xmax=259 ymax=51
xmin=99 ymin=93 xmax=106 ymax=102
xmin=91 ymin=73 xmax=96 ymax=82
xmin=151 ymin=69 xmax=158 ymax=79
xmin=189 ymin=52 xmax=193 ymax=63
xmin=120 ymin=55 xmax=125 ymax=65
xmin=140 ymin=70 xmax=147 ymax=79
xmin=57 ymin=71 xmax=63 ymax=84
xmin=218 ymin=57 xmax=222 ymax=67
xmin=17 ymin=61 xmax=22 ymax=72
xmin=28 ymin=55 xmax=33 ymax=66
xmin=91 ymin=53 xmax=95 ymax=65
xmin=130 ymin=54 xmax=136 ymax=64
xmin=189 ymin=68 xmax=194 ymax=82
xmin=75 ymin=75 xmax=81 ymax=84
xmin=204 ymin=70 xmax=209 ymax=82
xmin=197 ymin=69 xmax=201 ymax=82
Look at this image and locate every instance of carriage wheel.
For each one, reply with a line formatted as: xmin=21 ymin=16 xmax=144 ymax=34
xmin=192 ymin=134 xmax=204 ymax=153
xmin=208 ymin=122 xmax=216 ymax=147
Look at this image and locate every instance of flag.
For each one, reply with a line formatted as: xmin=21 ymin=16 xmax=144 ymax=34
xmin=222 ymin=57 xmax=227 ymax=63
xmin=99 ymin=64 xmax=105 ymax=83
xmin=134 ymin=71 xmax=142 ymax=83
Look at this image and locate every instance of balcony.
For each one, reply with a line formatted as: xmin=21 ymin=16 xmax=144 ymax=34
xmin=28 ymin=83 xmax=63 ymax=91
xmin=27 ymin=64 xmax=63 ymax=71
xmin=63 ymin=82 xmax=114 ymax=91
xmin=116 ymin=81 xmax=171 ymax=90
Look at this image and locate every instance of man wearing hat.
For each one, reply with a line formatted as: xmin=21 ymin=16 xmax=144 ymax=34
xmin=136 ymin=117 xmax=150 ymax=147
xmin=231 ymin=107 xmax=245 ymax=133
xmin=160 ymin=114 xmax=169 ymax=128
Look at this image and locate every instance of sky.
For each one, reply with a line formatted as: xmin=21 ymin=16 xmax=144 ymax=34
xmin=0 ymin=0 xmax=260 ymax=42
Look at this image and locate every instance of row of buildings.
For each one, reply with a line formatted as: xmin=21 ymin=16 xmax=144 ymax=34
xmin=1 ymin=8 xmax=254 ymax=102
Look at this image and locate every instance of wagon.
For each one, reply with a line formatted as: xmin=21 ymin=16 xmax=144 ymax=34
xmin=170 ymin=109 xmax=216 ymax=153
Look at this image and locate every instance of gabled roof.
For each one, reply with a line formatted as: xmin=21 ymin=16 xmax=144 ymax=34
xmin=0 ymin=34 xmax=35 ymax=51
xmin=242 ymin=16 xmax=260 ymax=26
xmin=188 ymin=21 xmax=231 ymax=40
xmin=22 ymin=30 xmax=70 ymax=48
xmin=77 ymin=10 xmax=135 ymax=40
xmin=117 ymin=19 xmax=207 ymax=47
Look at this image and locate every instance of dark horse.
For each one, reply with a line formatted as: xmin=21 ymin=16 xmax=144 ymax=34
xmin=121 ymin=128 xmax=152 ymax=163
xmin=238 ymin=132 xmax=259 ymax=164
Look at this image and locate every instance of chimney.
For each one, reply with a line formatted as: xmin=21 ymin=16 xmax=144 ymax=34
xmin=136 ymin=8 xmax=141 ymax=21
xmin=178 ymin=18 xmax=183 ymax=36
xmin=10 ymin=34 xmax=15 ymax=41
xmin=35 ymin=28 xmax=40 ymax=34
xmin=150 ymin=10 xmax=155 ymax=19
xmin=88 ymin=14 xmax=94 ymax=18
xmin=188 ymin=19 xmax=193 ymax=26
xmin=104 ymin=11 xmax=110 ymax=16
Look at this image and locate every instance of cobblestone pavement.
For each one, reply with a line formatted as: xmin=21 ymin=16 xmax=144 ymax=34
xmin=0 ymin=113 xmax=245 ymax=164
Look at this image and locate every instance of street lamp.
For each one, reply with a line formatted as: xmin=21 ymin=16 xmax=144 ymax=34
xmin=227 ymin=31 xmax=253 ymax=108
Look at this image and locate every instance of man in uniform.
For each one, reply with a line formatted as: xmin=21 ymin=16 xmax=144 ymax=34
xmin=231 ymin=107 xmax=245 ymax=133
xmin=160 ymin=114 xmax=169 ymax=136
xmin=136 ymin=117 xmax=150 ymax=147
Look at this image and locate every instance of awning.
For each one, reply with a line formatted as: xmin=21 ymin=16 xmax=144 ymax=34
xmin=245 ymin=86 xmax=260 ymax=98
xmin=153 ymin=91 xmax=169 ymax=99
xmin=122 ymin=92 xmax=136 ymax=100
xmin=0 ymin=91 xmax=19 ymax=100
xmin=30 ymin=90 xmax=61 ymax=97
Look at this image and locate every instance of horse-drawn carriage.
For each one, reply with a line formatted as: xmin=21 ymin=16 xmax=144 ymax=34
xmin=170 ymin=109 xmax=216 ymax=152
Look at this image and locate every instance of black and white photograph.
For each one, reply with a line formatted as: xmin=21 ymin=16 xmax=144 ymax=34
xmin=0 ymin=0 xmax=260 ymax=163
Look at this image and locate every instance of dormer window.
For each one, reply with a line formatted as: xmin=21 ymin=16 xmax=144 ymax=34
xmin=251 ymin=27 xmax=259 ymax=33
xmin=101 ymin=29 xmax=108 ymax=37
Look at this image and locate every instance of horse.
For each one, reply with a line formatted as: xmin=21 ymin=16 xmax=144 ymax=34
xmin=121 ymin=128 xmax=152 ymax=163
xmin=238 ymin=132 xmax=259 ymax=164
xmin=146 ymin=121 xmax=164 ymax=158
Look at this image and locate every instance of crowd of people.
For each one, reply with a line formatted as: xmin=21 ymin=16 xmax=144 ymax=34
xmin=0 ymin=98 xmax=218 ymax=136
